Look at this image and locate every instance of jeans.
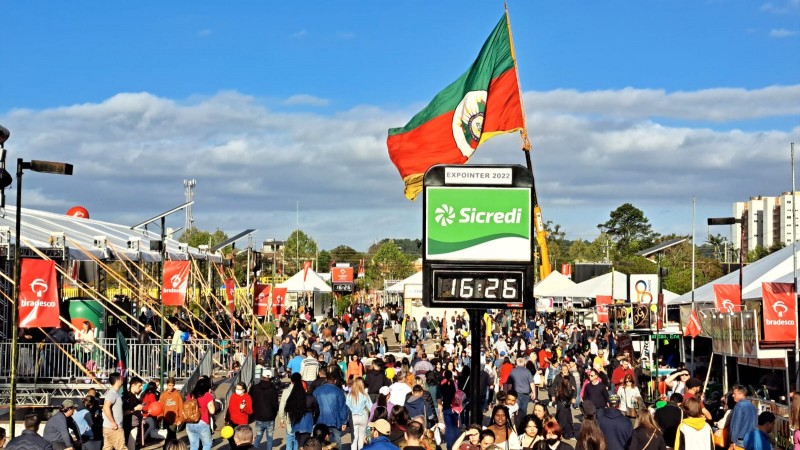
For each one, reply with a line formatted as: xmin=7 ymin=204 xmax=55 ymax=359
xmin=285 ymin=422 xmax=297 ymax=450
xmin=517 ymin=393 xmax=531 ymax=416
xmin=254 ymin=420 xmax=275 ymax=450
xmin=421 ymin=329 xmax=428 ymax=340
xmin=328 ymin=427 xmax=342 ymax=448
xmin=443 ymin=409 xmax=460 ymax=450
xmin=186 ymin=421 xmax=212 ymax=450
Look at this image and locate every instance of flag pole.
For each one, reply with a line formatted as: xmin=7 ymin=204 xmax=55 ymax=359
xmin=691 ymin=195 xmax=696 ymax=377
xmin=504 ymin=3 xmax=531 ymax=152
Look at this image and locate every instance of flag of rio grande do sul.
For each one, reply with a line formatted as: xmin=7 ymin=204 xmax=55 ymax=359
xmin=272 ymin=287 xmax=287 ymax=317
xmin=596 ymin=295 xmax=612 ymax=323
xmin=761 ymin=282 xmax=797 ymax=343
xmin=19 ymin=258 xmax=60 ymax=328
xmin=713 ymin=284 xmax=741 ymax=313
xmin=254 ymin=283 xmax=271 ymax=317
xmin=387 ymin=13 xmax=524 ymax=200
xmin=162 ymin=261 xmax=190 ymax=306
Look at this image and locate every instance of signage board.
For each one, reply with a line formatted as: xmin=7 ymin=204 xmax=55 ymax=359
xmin=404 ymin=284 xmax=423 ymax=299
xmin=333 ymin=283 xmax=354 ymax=293
xmin=629 ymin=274 xmax=657 ymax=303
xmin=422 ymin=165 xmax=533 ymax=309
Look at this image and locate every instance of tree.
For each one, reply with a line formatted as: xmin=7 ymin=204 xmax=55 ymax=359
xmin=368 ymin=238 xmax=421 ymax=258
xmin=587 ymin=233 xmax=613 ymax=262
xmin=705 ymin=233 xmax=728 ymax=261
xmin=597 ymin=203 xmax=658 ymax=255
xmin=544 ymin=221 xmax=569 ymax=269
xmin=284 ymin=229 xmax=318 ymax=274
xmin=317 ymin=250 xmax=332 ymax=272
xmin=366 ymin=241 xmax=414 ymax=290
xmin=178 ymin=227 xmax=228 ymax=249
xmin=747 ymin=242 xmax=785 ymax=263
xmin=567 ymin=239 xmax=592 ymax=262
xmin=330 ymin=245 xmax=362 ymax=267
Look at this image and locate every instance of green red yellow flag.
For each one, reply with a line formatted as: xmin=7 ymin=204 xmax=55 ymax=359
xmin=387 ymin=13 xmax=525 ymax=200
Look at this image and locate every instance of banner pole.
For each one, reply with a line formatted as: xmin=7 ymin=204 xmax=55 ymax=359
xmin=159 ymin=216 xmax=166 ymax=390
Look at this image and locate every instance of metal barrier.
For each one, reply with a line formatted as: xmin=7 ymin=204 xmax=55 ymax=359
xmin=181 ymin=346 xmax=214 ymax=397
xmin=0 ymin=339 xmax=214 ymax=382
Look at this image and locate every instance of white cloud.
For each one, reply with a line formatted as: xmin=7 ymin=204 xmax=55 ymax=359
xmin=761 ymin=0 xmax=800 ymax=13
xmin=197 ymin=29 xmax=212 ymax=37
xmin=291 ymin=30 xmax=308 ymax=39
xmin=770 ymin=28 xmax=798 ymax=37
xmin=1 ymin=86 xmax=798 ymax=249
xmin=283 ymin=94 xmax=331 ymax=107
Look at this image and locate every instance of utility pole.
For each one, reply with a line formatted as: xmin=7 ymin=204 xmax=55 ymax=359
xmin=184 ymin=179 xmax=196 ymax=232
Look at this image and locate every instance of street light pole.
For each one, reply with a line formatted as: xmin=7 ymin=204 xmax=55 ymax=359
xmin=8 ymin=157 xmax=73 ymax=437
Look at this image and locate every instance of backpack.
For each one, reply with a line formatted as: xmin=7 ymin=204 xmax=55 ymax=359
xmin=451 ymin=378 xmax=468 ymax=414
xmin=182 ymin=395 xmax=202 ymax=423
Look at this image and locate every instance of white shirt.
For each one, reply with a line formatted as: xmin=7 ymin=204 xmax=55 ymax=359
xmin=388 ymin=382 xmax=412 ymax=406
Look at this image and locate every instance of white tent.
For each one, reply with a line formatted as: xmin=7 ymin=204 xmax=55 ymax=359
xmin=386 ymin=271 xmax=422 ymax=293
xmin=669 ymin=244 xmax=800 ymax=305
xmin=559 ymin=271 xmax=679 ymax=302
xmin=277 ymin=268 xmax=332 ymax=293
xmin=533 ymin=271 xmax=576 ymax=297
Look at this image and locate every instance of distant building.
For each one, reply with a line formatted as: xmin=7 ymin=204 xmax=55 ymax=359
xmin=733 ymin=192 xmax=800 ymax=254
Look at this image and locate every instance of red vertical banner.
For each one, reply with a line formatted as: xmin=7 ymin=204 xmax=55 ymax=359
xmin=761 ymin=282 xmax=797 ymax=343
xmin=683 ymin=309 xmax=702 ymax=338
xmin=253 ymin=284 xmax=271 ymax=316
xmin=19 ymin=258 xmax=60 ymax=328
xmin=358 ymin=259 xmax=365 ymax=278
xmin=303 ymin=261 xmax=311 ymax=281
xmin=225 ymin=278 xmax=235 ymax=314
xmin=272 ymin=287 xmax=287 ymax=317
xmin=561 ymin=263 xmax=572 ymax=278
xmin=713 ymin=284 xmax=741 ymax=313
xmin=162 ymin=260 xmax=190 ymax=306
xmin=596 ymin=295 xmax=612 ymax=323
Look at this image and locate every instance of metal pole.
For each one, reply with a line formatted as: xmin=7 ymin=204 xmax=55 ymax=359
xmin=792 ymin=142 xmax=798 ymax=393
xmin=691 ymin=196 xmax=696 ymax=376
xmin=469 ymin=309 xmax=483 ymax=423
xmin=159 ymin=216 xmax=166 ymax=390
xmin=8 ymin=159 xmax=23 ymax=437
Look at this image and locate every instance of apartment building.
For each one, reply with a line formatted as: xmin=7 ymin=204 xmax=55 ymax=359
xmin=732 ymin=192 xmax=800 ymax=254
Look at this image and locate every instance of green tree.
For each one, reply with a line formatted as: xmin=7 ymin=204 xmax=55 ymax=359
xmin=705 ymin=233 xmax=727 ymax=261
xmin=317 ymin=250 xmax=332 ymax=272
xmin=598 ymin=203 xmax=658 ymax=256
xmin=284 ymin=229 xmax=318 ymax=274
xmin=747 ymin=242 xmax=785 ymax=263
xmin=368 ymin=238 xmax=421 ymax=258
xmin=366 ymin=241 xmax=414 ymax=290
xmin=330 ymin=245 xmax=362 ymax=267
xmin=178 ymin=227 xmax=228 ymax=249
xmin=544 ymin=221 xmax=569 ymax=269
xmin=587 ymin=233 xmax=613 ymax=262
xmin=567 ymin=239 xmax=592 ymax=262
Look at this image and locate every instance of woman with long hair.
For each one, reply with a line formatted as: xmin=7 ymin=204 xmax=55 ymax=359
xmin=617 ymin=374 xmax=641 ymax=418
xmin=518 ymin=415 xmax=544 ymax=449
xmin=346 ymin=378 xmax=373 ymax=450
xmin=440 ymin=369 xmax=460 ymax=450
xmin=285 ymin=373 xmax=319 ymax=448
xmin=554 ymin=378 xmax=576 ymax=439
xmin=452 ymin=424 xmax=485 ymax=450
xmin=485 ymin=405 xmax=521 ymax=450
xmin=674 ymin=397 xmax=713 ymax=450
xmin=790 ymin=391 xmax=800 ymax=449
xmin=186 ymin=377 xmax=215 ymax=450
xmin=630 ymin=404 xmax=666 ymax=450
xmin=389 ymin=404 xmax=411 ymax=445
xmin=574 ymin=401 xmax=606 ymax=450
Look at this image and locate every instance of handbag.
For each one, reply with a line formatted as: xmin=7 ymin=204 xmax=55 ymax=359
xmin=712 ymin=427 xmax=729 ymax=448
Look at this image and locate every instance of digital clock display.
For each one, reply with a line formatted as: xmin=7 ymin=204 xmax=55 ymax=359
xmin=432 ymin=269 xmax=525 ymax=304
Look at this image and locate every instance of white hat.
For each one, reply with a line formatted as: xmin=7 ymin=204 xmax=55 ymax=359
xmin=379 ymin=386 xmax=391 ymax=396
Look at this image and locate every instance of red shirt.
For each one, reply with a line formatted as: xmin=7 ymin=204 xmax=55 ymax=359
xmin=499 ymin=363 xmax=514 ymax=385
xmin=539 ymin=349 xmax=552 ymax=369
xmin=227 ymin=392 xmax=253 ymax=426
xmin=197 ymin=392 xmax=214 ymax=425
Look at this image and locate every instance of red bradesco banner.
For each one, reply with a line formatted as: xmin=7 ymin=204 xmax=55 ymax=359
xmin=272 ymin=287 xmax=287 ymax=316
xmin=253 ymin=284 xmax=271 ymax=316
xmin=713 ymin=284 xmax=741 ymax=313
xmin=761 ymin=282 xmax=797 ymax=343
xmin=596 ymin=295 xmax=612 ymax=323
xmin=162 ymin=261 xmax=190 ymax=306
xmin=19 ymin=259 xmax=60 ymax=328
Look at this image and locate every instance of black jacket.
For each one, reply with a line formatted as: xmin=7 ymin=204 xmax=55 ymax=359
xmin=250 ymin=379 xmax=280 ymax=422
xmin=629 ymin=427 xmax=666 ymax=450
xmin=597 ymin=408 xmax=633 ymax=450
xmin=5 ymin=430 xmax=55 ymax=450
xmin=365 ymin=369 xmax=390 ymax=395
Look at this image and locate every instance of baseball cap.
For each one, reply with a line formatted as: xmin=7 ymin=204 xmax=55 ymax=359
xmin=379 ymin=386 xmax=391 ymax=396
xmin=608 ymin=394 xmax=621 ymax=404
xmin=62 ymin=399 xmax=76 ymax=409
xmin=369 ymin=419 xmax=391 ymax=435
xmin=581 ymin=400 xmax=597 ymax=417
xmin=262 ymin=369 xmax=274 ymax=379
xmin=686 ymin=378 xmax=703 ymax=389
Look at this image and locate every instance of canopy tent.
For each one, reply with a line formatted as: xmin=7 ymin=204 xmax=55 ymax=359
xmin=533 ymin=271 xmax=576 ymax=297
xmin=0 ymin=206 xmax=222 ymax=262
xmin=558 ymin=271 xmax=679 ymax=302
xmin=669 ymin=243 xmax=800 ymax=305
xmin=277 ymin=268 xmax=332 ymax=292
xmin=386 ymin=271 xmax=422 ymax=293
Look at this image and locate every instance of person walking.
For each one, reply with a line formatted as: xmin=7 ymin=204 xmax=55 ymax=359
xmin=5 ymin=414 xmax=54 ymax=450
xmin=674 ymin=397 xmax=713 ymax=450
xmin=185 ymin=377 xmax=215 ymax=450
xmin=743 ymin=411 xmax=775 ymax=450
xmin=509 ymin=357 xmax=536 ymax=416
xmin=286 ymin=373 xmax=320 ymax=449
xmin=43 ymin=399 xmax=80 ymax=450
xmin=597 ymin=395 xmax=632 ymax=450
xmin=227 ymin=382 xmax=254 ymax=447
xmin=729 ymin=385 xmax=758 ymax=450
xmin=630 ymin=403 xmax=667 ymax=450
xmin=102 ymin=373 xmax=126 ymax=450
xmin=250 ymin=370 xmax=280 ymax=450
xmin=312 ymin=371 xmax=348 ymax=448
xmin=346 ymin=378 xmax=374 ymax=450
xmin=554 ymin=377 xmax=576 ymax=439
xmin=159 ymin=377 xmax=184 ymax=444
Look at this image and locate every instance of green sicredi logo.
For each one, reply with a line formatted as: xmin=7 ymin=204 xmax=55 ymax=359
xmin=426 ymin=187 xmax=531 ymax=261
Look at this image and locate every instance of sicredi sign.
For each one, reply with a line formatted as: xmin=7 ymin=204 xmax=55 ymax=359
xmin=425 ymin=186 xmax=531 ymax=261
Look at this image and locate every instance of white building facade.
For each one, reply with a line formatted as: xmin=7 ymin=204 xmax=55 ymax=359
xmin=732 ymin=192 xmax=800 ymax=255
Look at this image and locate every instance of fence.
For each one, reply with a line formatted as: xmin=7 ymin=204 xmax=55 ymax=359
xmin=0 ymin=338 xmax=219 ymax=382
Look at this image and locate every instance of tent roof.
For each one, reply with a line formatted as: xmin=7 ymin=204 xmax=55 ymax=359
xmin=277 ymin=268 xmax=332 ymax=292
xmin=1 ymin=206 xmax=222 ymax=262
xmin=669 ymin=244 xmax=799 ymax=305
xmin=386 ymin=272 xmax=422 ymax=293
xmin=533 ymin=271 xmax=576 ymax=297
xmin=558 ymin=271 xmax=679 ymax=302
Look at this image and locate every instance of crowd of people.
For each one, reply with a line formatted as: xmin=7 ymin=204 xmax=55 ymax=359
xmin=1 ymin=305 xmax=787 ymax=450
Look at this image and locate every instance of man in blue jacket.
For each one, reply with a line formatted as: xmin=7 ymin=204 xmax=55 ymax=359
xmin=312 ymin=372 xmax=348 ymax=448
xmin=597 ymin=395 xmax=632 ymax=450
xmin=363 ymin=419 xmax=399 ymax=450
xmin=730 ymin=385 xmax=758 ymax=449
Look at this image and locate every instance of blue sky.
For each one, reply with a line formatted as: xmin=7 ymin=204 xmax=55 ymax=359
xmin=1 ymin=1 xmax=799 ymax=251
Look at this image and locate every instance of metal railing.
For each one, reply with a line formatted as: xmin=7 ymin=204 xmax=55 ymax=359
xmin=181 ymin=346 xmax=214 ymax=397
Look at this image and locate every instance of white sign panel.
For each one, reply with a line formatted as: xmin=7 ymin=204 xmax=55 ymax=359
xmin=629 ymin=274 xmax=658 ymax=303
xmin=444 ymin=167 xmax=513 ymax=185
xmin=404 ymin=284 xmax=423 ymax=299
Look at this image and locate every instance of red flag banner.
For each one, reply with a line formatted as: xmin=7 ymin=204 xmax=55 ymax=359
xmin=761 ymin=282 xmax=797 ymax=343
xmin=303 ymin=261 xmax=311 ymax=282
xmin=225 ymin=278 xmax=235 ymax=313
xmin=254 ymin=283 xmax=271 ymax=316
xmin=387 ymin=13 xmax=525 ymax=200
xmin=684 ymin=309 xmax=702 ymax=338
xmin=596 ymin=295 xmax=612 ymax=324
xmin=713 ymin=284 xmax=741 ymax=313
xmin=19 ymin=258 xmax=60 ymax=328
xmin=561 ymin=263 xmax=572 ymax=278
xmin=162 ymin=261 xmax=190 ymax=306
xmin=272 ymin=287 xmax=287 ymax=317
